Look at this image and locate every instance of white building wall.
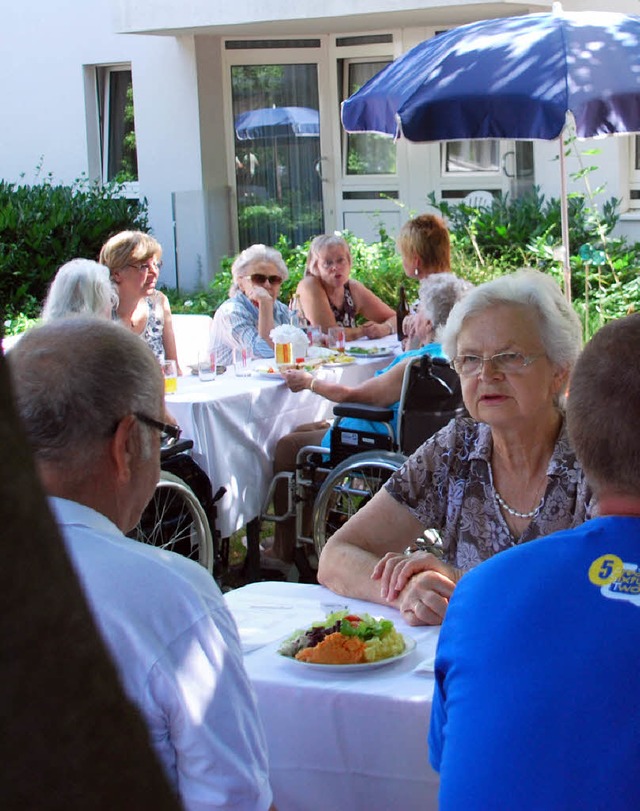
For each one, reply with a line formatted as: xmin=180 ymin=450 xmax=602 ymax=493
xmin=0 ymin=0 xmax=207 ymax=291
xmin=2 ymin=0 xmax=640 ymax=298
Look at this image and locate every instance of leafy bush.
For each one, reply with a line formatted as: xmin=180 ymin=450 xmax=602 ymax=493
xmin=1 ymin=173 xmax=148 ymax=329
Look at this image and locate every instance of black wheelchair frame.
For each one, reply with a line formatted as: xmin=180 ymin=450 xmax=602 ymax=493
xmin=260 ymin=354 xmax=465 ymax=581
xmin=129 ymin=438 xmax=227 ymax=581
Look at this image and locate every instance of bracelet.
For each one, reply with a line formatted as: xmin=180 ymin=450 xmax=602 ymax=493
xmin=310 ymin=378 xmax=317 ymax=393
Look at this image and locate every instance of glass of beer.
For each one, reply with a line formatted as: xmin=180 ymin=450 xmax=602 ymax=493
xmin=275 ymin=342 xmax=293 ymax=365
xmin=161 ymin=360 xmax=178 ymax=394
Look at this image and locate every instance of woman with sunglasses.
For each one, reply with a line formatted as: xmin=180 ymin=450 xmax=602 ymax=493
xmin=296 ymin=234 xmax=395 ymax=340
xmin=99 ymin=230 xmax=179 ymax=369
xmin=210 ymin=244 xmax=291 ymax=366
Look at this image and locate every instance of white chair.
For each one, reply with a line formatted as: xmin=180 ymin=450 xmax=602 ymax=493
xmin=462 ymin=190 xmax=494 ymax=209
xmin=172 ymin=313 xmax=214 ymax=371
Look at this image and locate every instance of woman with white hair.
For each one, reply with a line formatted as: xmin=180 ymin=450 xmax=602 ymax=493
xmin=42 ymin=259 xmax=117 ymax=321
xmin=318 ymin=269 xmax=595 ymax=625
xmin=210 ymin=244 xmax=291 ymax=366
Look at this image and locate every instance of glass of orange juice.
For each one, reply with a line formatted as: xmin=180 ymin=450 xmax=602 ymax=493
xmin=161 ymin=360 xmax=178 ymax=394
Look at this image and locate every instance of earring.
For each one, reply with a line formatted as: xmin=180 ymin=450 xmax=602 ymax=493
xmin=414 ymin=268 xmax=420 ymax=277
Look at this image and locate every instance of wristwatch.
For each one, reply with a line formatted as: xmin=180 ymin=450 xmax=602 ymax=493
xmin=403 ymin=529 xmax=444 ymax=558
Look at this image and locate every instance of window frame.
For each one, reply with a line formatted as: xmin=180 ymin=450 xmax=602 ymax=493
xmin=90 ymin=63 xmax=140 ymax=196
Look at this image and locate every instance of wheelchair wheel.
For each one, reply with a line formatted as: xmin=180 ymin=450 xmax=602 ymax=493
xmin=312 ymin=451 xmax=406 ymax=557
xmin=131 ymin=471 xmax=214 ymax=574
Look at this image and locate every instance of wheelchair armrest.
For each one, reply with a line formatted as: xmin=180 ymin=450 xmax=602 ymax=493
xmin=333 ymin=402 xmax=395 ymax=422
xmin=160 ymin=437 xmax=194 ymax=460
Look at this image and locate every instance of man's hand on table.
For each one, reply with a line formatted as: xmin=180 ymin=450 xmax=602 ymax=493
xmin=371 ymin=551 xmax=461 ymax=626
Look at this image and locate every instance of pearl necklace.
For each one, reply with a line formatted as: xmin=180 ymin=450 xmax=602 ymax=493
xmin=494 ymin=489 xmax=544 ymax=520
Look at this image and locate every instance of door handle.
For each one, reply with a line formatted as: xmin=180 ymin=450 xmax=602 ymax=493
xmin=315 ymin=157 xmax=329 ymax=183
xmin=502 ymin=150 xmax=516 ymax=178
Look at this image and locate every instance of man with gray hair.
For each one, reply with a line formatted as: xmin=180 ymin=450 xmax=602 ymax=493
xmin=429 ymin=313 xmax=640 ymax=809
xmin=9 ymin=318 xmax=274 ymax=811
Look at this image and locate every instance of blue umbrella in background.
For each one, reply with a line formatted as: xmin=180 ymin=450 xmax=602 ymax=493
xmin=235 ymin=106 xmax=320 ymax=140
xmin=341 ymin=5 xmax=640 ymax=299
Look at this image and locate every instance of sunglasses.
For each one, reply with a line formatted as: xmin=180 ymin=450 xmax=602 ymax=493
xmin=250 ymin=273 xmax=283 ymax=285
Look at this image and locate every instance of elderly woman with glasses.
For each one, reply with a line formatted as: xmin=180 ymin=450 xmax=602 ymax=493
xmin=99 ymin=230 xmax=179 ymax=368
xmin=295 ymin=234 xmax=396 ymax=340
xmin=210 ymin=244 xmax=291 ymax=366
xmin=318 ymin=269 xmax=595 ymax=626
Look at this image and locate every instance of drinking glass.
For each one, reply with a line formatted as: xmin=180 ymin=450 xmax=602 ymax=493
xmin=275 ymin=342 xmax=293 ymax=365
xmin=161 ymin=360 xmax=178 ymax=394
xmin=306 ymin=326 xmax=322 ymax=346
xmin=197 ymin=350 xmax=217 ymax=382
xmin=327 ymin=326 xmax=346 ymax=352
xmin=234 ymin=345 xmax=252 ymax=377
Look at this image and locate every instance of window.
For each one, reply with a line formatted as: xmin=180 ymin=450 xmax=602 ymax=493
xmin=442 ymin=141 xmax=500 ymax=174
xmin=96 ymin=66 xmax=138 ymax=184
xmin=341 ymin=60 xmax=396 ymax=176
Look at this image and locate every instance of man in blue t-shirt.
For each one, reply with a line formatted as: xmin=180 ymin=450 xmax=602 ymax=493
xmin=429 ymin=313 xmax=640 ymax=810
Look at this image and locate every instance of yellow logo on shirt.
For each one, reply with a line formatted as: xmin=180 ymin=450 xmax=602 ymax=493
xmin=588 ymin=554 xmax=624 ymax=586
xmin=589 ymin=554 xmax=640 ymax=607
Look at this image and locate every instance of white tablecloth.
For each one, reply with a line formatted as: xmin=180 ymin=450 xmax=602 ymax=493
xmin=225 ymin=581 xmax=441 ymax=811
xmin=167 ymin=337 xmax=400 ymax=537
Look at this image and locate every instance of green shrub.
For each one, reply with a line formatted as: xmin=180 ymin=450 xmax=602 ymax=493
xmin=1 ymin=173 xmax=148 ymax=330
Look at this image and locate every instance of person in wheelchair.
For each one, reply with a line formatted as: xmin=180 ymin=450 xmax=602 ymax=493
xmin=318 ymin=269 xmax=596 ymax=626
xmin=266 ymin=272 xmax=470 ymax=569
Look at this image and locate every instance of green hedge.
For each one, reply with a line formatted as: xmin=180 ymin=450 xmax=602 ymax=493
xmin=0 ymin=174 xmax=148 ymax=326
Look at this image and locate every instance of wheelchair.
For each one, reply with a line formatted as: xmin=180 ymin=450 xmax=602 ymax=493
xmin=129 ymin=438 xmax=226 ymax=579
xmin=260 ymin=354 xmax=465 ymax=581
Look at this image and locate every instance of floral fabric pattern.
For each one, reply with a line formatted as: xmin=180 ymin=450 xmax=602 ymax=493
xmin=328 ymin=281 xmax=357 ymax=328
xmin=142 ymin=293 xmax=165 ymax=362
xmin=385 ymin=416 xmax=594 ymax=570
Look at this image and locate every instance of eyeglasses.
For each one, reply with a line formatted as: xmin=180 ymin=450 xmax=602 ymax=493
xmin=128 ymin=259 xmax=161 ymax=272
xmin=135 ymin=412 xmax=182 ymax=447
xmin=450 ymin=352 xmax=543 ymax=377
xmin=320 ymin=257 xmax=349 ymax=270
xmin=250 ymin=273 xmax=283 ymax=285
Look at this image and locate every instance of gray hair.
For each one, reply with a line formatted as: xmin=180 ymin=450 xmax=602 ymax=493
xmin=9 ymin=318 xmax=163 ymax=473
xmin=230 ymin=244 xmax=288 ymax=295
xmin=419 ymin=273 xmax=473 ymax=337
xmin=441 ymin=269 xmax=582 ymax=370
xmin=42 ymin=259 xmax=118 ymax=321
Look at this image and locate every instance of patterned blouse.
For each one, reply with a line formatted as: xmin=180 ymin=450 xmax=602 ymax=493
xmin=384 ymin=416 xmax=595 ymax=571
xmin=328 ymin=281 xmax=357 ymax=328
xmin=141 ymin=294 xmax=165 ymax=362
xmin=112 ymin=292 xmax=165 ymax=362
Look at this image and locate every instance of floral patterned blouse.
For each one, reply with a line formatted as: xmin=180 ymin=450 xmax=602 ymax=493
xmin=384 ymin=416 xmax=595 ymax=571
xmin=328 ymin=281 xmax=357 ymax=328
xmin=141 ymin=293 xmax=165 ymax=362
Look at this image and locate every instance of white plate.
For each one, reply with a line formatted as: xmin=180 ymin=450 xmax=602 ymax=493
xmin=321 ymin=356 xmax=356 ymax=367
xmin=346 ymin=347 xmax=394 ymax=359
xmin=252 ymin=368 xmax=284 ymax=381
xmin=280 ymin=635 xmax=417 ymax=671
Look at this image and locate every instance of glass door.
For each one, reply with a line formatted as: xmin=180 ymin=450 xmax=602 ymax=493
xmin=231 ymin=63 xmax=324 ymax=248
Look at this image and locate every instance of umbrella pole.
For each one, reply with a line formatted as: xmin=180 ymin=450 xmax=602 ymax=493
xmin=558 ymin=131 xmax=572 ymax=304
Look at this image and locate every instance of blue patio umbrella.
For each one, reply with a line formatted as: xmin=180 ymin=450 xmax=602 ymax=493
xmin=235 ymin=106 xmax=320 ymax=140
xmin=341 ymin=6 xmax=640 ymax=298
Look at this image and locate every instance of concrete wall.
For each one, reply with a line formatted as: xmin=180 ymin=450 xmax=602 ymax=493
xmin=0 ymin=0 xmax=206 ymax=291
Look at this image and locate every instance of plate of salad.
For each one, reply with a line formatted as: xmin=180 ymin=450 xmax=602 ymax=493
xmin=278 ymin=609 xmax=416 ymax=671
xmin=346 ymin=346 xmax=395 ymax=359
